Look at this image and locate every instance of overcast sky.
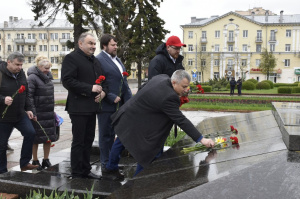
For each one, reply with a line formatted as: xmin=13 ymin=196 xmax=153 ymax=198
xmin=1 ymin=0 xmax=300 ymax=42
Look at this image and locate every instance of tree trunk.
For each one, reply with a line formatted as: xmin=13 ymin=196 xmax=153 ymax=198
xmin=137 ymin=61 xmax=142 ymax=88
xmin=73 ymin=0 xmax=83 ymax=49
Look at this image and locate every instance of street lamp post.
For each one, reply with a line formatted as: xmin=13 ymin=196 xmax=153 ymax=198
xmin=195 ymin=33 xmax=197 ymax=71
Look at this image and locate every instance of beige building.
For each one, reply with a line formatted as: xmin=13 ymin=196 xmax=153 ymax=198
xmin=0 ymin=16 xmax=101 ymax=79
xmin=181 ymin=10 xmax=300 ymax=83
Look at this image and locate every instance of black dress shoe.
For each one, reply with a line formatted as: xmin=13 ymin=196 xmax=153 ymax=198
xmin=42 ymin=159 xmax=52 ymax=169
xmin=32 ymin=160 xmax=43 ymax=171
xmin=85 ymin=172 xmax=102 ymax=179
xmin=102 ymin=168 xmax=124 ymax=181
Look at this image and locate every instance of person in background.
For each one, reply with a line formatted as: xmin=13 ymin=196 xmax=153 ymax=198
xmin=230 ymin=77 xmax=236 ymax=96
xmin=148 ymin=35 xmax=186 ymax=80
xmin=61 ymin=33 xmax=108 ymax=179
xmin=104 ymin=70 xmax=215 ymax=179
xmin=0 ymin=52 xmax=38 ymax=173
xmin=237 ymin=77 xmax=242 ymax=96
xmin=27 ymin=56 xmax=55 ymax=170
xmin=95 ymin=34 xmax=132 ymax=172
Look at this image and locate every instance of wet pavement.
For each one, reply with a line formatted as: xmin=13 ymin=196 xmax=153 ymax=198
xmin=2 ymin=83 xmax=300 ymax=198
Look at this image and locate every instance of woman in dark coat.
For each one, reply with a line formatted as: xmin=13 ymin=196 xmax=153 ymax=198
xmin=27 ymin=56 xmax=56 ymax=170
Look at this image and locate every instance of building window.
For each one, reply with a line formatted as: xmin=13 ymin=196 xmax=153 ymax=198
xmin=0 ymin=45 xmax=1 ymax=51
xmin=286 ymin=30 xmax=291 ymax=37
xmin=39 ymin=33 xmax=47 ymax=40
xmin=8 ymin=45 xmax=11 ymax=51
xmin=8 ymin=34 xmax=11 ymax=39
xmin=188 ymin=31 xmax=193 ymax=39
xmin=188 ymin=44 xmax=193 ymax=52
xmin=192 ymin=71 xmax=201 ymax=82
xmin=201 ymin=59 xmax=206 ymax=66
xmin=51 ymin=57 xmax=59 ymax=63
xmin=242 ymin=44 xmax=247 ymax=52
xmin=214 ymin=44 xmax=219 ymax=52
xmin=215 ymin=30 xmax=220 ymax=38
xmin=270 ymin=44 xmax=275 ymax=52
xmin=188 ymin=59 xmax=193 ymax=66
xmin=0 ymin=33 xmax=1 ymax=39
xmin=214 ymin=59 xmax=219 ymax=66
xmin=256 ymin=44 xmax=261 ymax=52
xmin=214 ymin=72 xmax=219 ymax=79
xmin=256 ymin=59 xmax=261 ymax=67
xmin=28 ymin=57 xmax=34 ymax=63
xmin=17 ymin=33 xmax=24 ymax=39
xmin=285 ymin=44 xmax=291 ymax=52
xmin=62 ymin=45 xmax=70 ymax=51
xmin=39 ymin=45 xmax=47 ymax=51
xmin=51 ymin=45 xmax=58 ymax=51
xmin=285 ymin=59 xmax=290 ymax=67
xmin=28 ymin=45 xmax=36 ymax=51
xmin=201 ymin=45 xmax=206 ymax=52
xmin=202 ymin=31 xmax=207 ymax=39
xmin=50 ymin=33 xmax=58 ymax=40
xmin=243 ymin=30 xmax=248 ymax=38
xmin=28 ymin=33 xmax=35 ymax=39
xmin=228 ymin=45 xmax=233 ymax=52
xmin=62 ymin=33 xmax=70 ymax=39
xmin=257 ymin=30 xmax=262 ymax=41
xmin=228 ymin=31 xmax=234 ymax=42
xmin=241 ymin=59 xmax=247 ymax=66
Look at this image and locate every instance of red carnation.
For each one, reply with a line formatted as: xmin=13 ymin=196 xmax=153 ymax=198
xmin=122 ymin=72 xmax=129 ymax=77
xmin=230 ymin=136 xmax=239 ymax=144
xmin=18 ymin=85 xmax=26 ymax=93
xmin=95 ymin=79 xmax=101 ymax=84
xmin=180 ymin=96 xmax=189 ymax=107
xmin=230 ymin=125 xmax=235 ymax=131
xmin=2 ymin=85 xmax=26 ymax=118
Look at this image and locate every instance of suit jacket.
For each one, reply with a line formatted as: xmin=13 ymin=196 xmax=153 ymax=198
xmin=96 ymin=51 xmax=132 ymax=112
xmin=111 ymin=74 xmax=202 ymax=168
xmin=61 ymin=48 xmax=108 ymax=114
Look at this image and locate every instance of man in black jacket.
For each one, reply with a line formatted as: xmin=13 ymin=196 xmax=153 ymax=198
xmin=61 ymin=33 xmax=108 ymax=179
xmin=148 ymin=36 xmax=186 ymax=79
xmin=0 ymin=52 xmax=38 ymax=174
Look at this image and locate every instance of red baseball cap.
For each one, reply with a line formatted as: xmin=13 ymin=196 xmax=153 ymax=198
xmin=166 ymin=36 xmax=186 ymax=47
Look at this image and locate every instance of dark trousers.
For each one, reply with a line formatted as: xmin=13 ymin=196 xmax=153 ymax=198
xmin=106 ymin=137 xmax=162 ymax=177
xmin=0 ymin=114 xmax=35 ymax=174
xmin=238 ymin=86 xmax=242 ymax=95
xmin=230 ymin=86 xmax=235 ymax=95
xmin=97 ymin=112 xmax=115 ymax=167
xmin=69 ymin=114 xmax=96 ymax=177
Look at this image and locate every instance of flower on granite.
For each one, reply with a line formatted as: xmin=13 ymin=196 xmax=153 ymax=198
xmin=230 ymin=125 xmax=238 ymax=135
xmin=230 ymin=136 xmax=239 ymax=144
xmin=2 ymin=85 xmax=26 ymax=119
xmin=196 ymin=84 xmax=204 ymax=94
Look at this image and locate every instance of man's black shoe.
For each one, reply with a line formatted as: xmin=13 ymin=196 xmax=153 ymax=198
xmin=85 ymin=172 xmax=102 ymax=179
xmin=102 ymin=167 xmax=124 ymax=181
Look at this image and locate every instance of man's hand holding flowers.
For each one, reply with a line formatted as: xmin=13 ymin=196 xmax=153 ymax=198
xmin=200 ymin=137 xmax=215 ymax=148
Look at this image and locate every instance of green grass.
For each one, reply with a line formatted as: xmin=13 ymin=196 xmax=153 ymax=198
xmin=210 ymin=87 xmax=300 ymax=95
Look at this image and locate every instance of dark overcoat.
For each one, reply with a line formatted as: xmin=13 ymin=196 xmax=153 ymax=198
xmin=27 ymin=66 xmax=56 ymax=143
xmin=61 ymin=49 xmax=108 ymax=114
xmin=111 ymin=74 xmax=202 ymax=168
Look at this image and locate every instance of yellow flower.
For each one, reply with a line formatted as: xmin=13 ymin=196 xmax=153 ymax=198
xmin=215 ymin=136 xmax=226 ymax=144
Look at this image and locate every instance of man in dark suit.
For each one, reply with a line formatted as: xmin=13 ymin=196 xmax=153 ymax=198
xmin=95 ymin=34 xmax=132 ymax=170
xmin=104 ymin=70 xmax=215 ymax=179
xmin=61 ymin=33 xmax=108 ymax=179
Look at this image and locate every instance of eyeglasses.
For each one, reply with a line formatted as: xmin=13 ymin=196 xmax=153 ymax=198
xmin=169 ymin=46 xmax=181 ymax=51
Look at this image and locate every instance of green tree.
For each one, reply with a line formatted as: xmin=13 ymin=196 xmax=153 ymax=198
xmin=30 ymin=0 xmax=103 ymax=49
xmin=100 ymin=0 xmax=169 ymax=87
xmin=259 ymin=48 xmax=277 ymax=80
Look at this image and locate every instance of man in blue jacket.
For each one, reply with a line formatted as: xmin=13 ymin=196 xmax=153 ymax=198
xmin=95 ymin=34 xmax=132 ymax=171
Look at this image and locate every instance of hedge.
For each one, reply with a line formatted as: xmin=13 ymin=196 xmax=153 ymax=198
xmin=292 ymin=87 xmax=300 ymax=93
xmin=278 ymin=87 xmax=292 ymax=94
xmin=246 ymin=79 xmax=258 ymax=84
xmin=274 ymin=83 xmax=298 ymax=87
xmin=261 ymin=80 xmax=274 ymax=89
xmin=256 ymin=82 xmax=271 ymax=90
xmin=202 ymin=86 xmax=212 ymax=92
xmin=242 ymin=81 xmax=256 ymax=90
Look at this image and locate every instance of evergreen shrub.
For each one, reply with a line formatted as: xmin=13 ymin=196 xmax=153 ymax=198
xmin=256 ymin=82 xmax=271 ymax=90
xmin=278 ymin=87 xmax=292 ymax=94
xmin=242 ymin=81 xmax=255 ymax=90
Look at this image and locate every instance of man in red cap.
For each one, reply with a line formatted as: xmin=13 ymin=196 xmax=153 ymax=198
xmin=148 ymin=35 xmax=186 ymax=79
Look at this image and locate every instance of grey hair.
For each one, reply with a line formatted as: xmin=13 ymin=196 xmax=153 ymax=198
xmin=171 ymin=70 xmax=191 ymax=83
xmin=78 ymin=32 xmax=95 ymax=43
xmin=7 ymin=52 xmax=25 ymax=62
